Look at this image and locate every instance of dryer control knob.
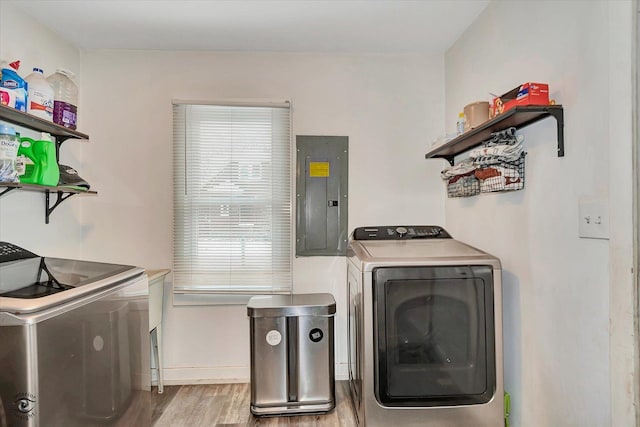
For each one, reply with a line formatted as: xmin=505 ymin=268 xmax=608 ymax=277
xmin=396 ymin=227 xmax=408 ymax=238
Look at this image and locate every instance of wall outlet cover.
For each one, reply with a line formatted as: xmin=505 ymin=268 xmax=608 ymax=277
xmin=578 ymin=199 xmax=609 ymax=240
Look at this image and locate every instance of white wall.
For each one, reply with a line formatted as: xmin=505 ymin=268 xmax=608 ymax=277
xmin=0 ymin=2 xmax=84 ymax=257
xmin=608 ymin=1 xmax=635 ymax=424
xmin=444 ymin=1 xmax=635 ymax=426
xmin=79 ymin=50 xmax=446 ymax=382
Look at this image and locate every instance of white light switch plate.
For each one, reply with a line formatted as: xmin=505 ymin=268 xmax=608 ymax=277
xmin=578 ymin=199 xmax=609 ymax=239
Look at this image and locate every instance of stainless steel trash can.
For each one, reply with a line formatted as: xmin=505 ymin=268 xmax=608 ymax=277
xmin=247 ymin=293 xmax=336 ymax=416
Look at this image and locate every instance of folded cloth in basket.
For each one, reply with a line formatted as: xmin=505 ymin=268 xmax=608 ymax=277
xmin=475 ymin=167 xmax=501 ymax=181
xmin=484 ymin=127 xmax=518 ymax=146
xmin=441 ymin=158 xmax=476 ymax=180
xmin=480 ymin=175 xmax=523 ymax=192
xmin=469 ymin=135 xmax=524 ymax=166
xmin=448 ymin=175 xmax=480 ymax=197
xmin=475 ymin=165 xmax=520 ymax=181
xmin=449 ymin=170 xmax=476 ymax=184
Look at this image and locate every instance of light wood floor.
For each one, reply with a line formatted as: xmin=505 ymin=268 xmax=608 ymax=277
xmin=152 ymin=381 xmax=357 ymax=427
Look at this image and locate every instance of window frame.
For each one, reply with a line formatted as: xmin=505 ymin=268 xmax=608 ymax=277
xmin=171 ymin=99 xmax=294 ymax=305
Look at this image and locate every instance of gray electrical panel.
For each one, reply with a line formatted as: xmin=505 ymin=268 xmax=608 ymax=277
xmin=296 ymin=136 xmax=348 ymax=256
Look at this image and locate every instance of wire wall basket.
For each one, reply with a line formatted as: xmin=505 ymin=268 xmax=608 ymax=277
xmin=446 ymin=153 xmax=526 ymax=198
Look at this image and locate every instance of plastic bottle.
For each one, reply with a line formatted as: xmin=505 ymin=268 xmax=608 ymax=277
xmin=0 ymin=60 xmax=28 ymax=112
xmin=456 ymin=112 xmax=466 ymax=135
xmin=25 ymin=68 xmax=54 ymax=121
xmin=14 ymin=132 xmax=26 ymax=178
xmin=0 ymin=124 xmax=20 ymax=183
xmin=46 ymin=69 xmax=78 ymax=129
xmin=18 ymin=132 xmax=59 ymax=186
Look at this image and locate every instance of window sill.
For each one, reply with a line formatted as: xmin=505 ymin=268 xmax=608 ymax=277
xmin=172 ymin=291 xmax=290 ymax=306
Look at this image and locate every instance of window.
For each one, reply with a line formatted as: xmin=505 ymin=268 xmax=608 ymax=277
xmin=172 ymin=102 xmax=292 ymax=296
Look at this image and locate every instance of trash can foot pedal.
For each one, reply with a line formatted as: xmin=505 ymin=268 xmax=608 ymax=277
xmin=251 ymin=401 xmax=335 ymax=417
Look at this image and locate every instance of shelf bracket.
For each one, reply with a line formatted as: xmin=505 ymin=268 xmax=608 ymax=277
xmin=0 ymin=187 xmax=18 ymax=197
xmin=548 ymin=107 xmax=564 ymax=157
xmin=55 ymin=135 xmax=76 ymax=160
xmin=45 ymin=191 xmax=77 ymax=224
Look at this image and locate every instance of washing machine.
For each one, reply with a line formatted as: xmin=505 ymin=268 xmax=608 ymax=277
xmin=0 ymin=241 xmax=149 ymax=427
xmin=346 ymin=225 xmax=503 ymax=427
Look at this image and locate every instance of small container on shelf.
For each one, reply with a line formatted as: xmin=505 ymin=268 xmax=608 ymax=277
xmin=464 ymin=101 xmax=490 ymax=131
xmin=456 ymin=112 xmax=466 ymax=135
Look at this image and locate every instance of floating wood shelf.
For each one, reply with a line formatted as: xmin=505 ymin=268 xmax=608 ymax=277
xmin=425 ymin=105 xmax=564 ymax=165
xmin=0 ymin=104 xmax=88 ymax=143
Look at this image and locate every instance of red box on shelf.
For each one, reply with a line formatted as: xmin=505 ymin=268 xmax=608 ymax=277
xmin=492 ymin=82 xmax=549 ymax=116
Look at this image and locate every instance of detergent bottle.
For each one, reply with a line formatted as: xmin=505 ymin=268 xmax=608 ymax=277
xmin=46 ymin=69 xmax=78 ymax=129
xmin=25 ymin=67 xmax=54 ymax=121
xmin=0 ymin=124 xmax=20 ymax=183
xmin=0 ymin=60 xmax=28 ymax=112
xmin=18 ymin=132 xmax=60 ymax=186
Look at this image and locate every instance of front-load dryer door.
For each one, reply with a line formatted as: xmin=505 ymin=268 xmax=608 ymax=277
xmin=372 ymin=265 xmax=496 ymax=407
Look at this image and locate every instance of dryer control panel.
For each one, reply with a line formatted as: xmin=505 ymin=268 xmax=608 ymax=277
xmin=351 ymin=226 xmax=451 ymax=240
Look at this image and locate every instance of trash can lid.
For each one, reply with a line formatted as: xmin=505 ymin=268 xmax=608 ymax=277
xmin=247 ymin=293 xmax=336 ymax=317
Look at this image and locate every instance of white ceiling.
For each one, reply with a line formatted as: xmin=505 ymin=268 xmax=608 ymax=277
xmin=9 ymin=0 xmax=488 ymax=54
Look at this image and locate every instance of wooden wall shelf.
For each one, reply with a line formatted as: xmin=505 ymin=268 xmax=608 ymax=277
xmin=0 ymin=104 xmax=88 ymax=144
xmin=0 ymin=105 xmax=95 ymax=223
xmin=425 ymin=105 xmax=564 ymax=165
xmin=0 ymin=183 xmax=96 ymax=224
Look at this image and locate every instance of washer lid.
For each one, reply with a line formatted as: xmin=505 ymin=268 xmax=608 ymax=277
xmin=0 ymin=257 xmax=143 ymax=314
xmin=361 ymin=239 xmax=486 ymax=259
xmin=348 ymin=238 xmax=500 ymax=271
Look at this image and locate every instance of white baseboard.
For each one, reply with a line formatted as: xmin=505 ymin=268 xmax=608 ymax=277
xmin=156 ymin=363 xmax=349 ymax=386
xmin=163 ymin=366 xmax=250 ymax=385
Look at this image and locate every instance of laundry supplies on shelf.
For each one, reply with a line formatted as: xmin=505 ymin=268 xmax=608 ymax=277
xmin=0 ymin=60 xmax=27 ymax=112
xmin=0 ymin=101 xmax=94 ymax=224
xmin=25 ymin=68 xmax=54 ymax=121
xmin=0 ymin=124 xmax=20 ymax=183
xmin=47 ymin=69 xmax=78 ymax=129
xmin=17 ymin=132 xmax=60 ymax=186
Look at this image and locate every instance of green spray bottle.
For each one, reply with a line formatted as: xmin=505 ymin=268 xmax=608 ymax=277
xmin=18 ymin=132 xmax=60 ymax=186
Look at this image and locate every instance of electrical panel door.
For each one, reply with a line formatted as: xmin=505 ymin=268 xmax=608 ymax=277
xmin=296 ymin=136 xmax=348 ymax=256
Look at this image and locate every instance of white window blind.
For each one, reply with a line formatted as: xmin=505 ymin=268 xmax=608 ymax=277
xmin=172 ymin=103 xmax=292 ymax=295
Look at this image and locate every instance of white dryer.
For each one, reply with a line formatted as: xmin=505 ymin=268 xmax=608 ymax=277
xmin=346 ymin=225 xmax=503 ymax=426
